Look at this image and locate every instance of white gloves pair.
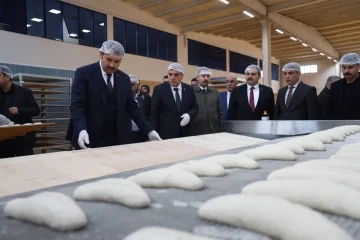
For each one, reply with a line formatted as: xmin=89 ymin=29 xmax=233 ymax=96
xmin=180 ymin=113 xmax=190 ymax=127
xmin=77 ymin=129 xmax=162 ymax=149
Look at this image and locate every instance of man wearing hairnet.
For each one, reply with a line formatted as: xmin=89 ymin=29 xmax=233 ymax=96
xmin=0 ymin=65 xmax=40 ymax=158
xmin=228 ymin=65 xmax=275 ymax=120
xmin=150 ymin=63 xmax=198 ymax=139
xmin=328 ymin=53 xmax=360 ymax=119
xmin=274 ymin=62 xmax=318 ymax=120
xmin=66 ymin=40 xmax=161 ymax=149
xmin=317 ymin=75 xmax=340 ymax=119
xmin=190 ymin=67 xmax=223 ymax=135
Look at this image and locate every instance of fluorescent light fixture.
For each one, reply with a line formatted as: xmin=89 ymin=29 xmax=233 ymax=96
xmin=49 ymin=9 xmax=61 ymax=14
xmin=312 ymin=48 xmax=317 ymax=52
xmin=290 ymin=37 xmax=297 ymax=41
xmin=243 ymin=11 xmax=254 ymax=18
xmin=327 ymin=56 xmax=332 ymax=59
xmin=27 ymin=24 xmax=31 ymax=27
xmin=99 ymin=23 xmax=105 ymax=26
xmin=302 ymin=43 xmax=308 ymax=47
xmin=334 ymin=60 xmax=337 ymax=63
xmin=69 ymin=33 xmax=77 ymax=37
xmin=220 ymin=0 xmax=229 ymax=4
xmin=31 ymin=18 xmax=43 ymax=22
xmin=82 ymin=29 xmax=91 ymax=33
xmin=276 ymin=29 xmax=284 ymax=34
xmin=320 ymin=53 xmax=325 ymax=56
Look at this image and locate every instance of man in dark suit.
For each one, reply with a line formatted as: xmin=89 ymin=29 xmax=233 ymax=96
xmin=150 ymin=63 xmax=198 ymax=140
xmin=66 ymin=40 xmax=161 ymax=149
xmin=318 ymin=75 xmax=340 ymax=119
xmin=219 ymin=73 xmax=238 ymax=120
xmin=140 ymin=84 xmax=151 ymax=119
xmin=328 ymin=53 xmax=360 ymax=120
xmin=275 ymin=62 xmax=318 ymax=120
xmin=228 ymin=65 xmax=274 ymax=120
xmin=0 ymin=65 xmax=40 ymax=158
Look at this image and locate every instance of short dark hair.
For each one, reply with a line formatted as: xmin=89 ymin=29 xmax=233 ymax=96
xmin=191 ymin=78 xmax=197 ymax=82
xmin=163 ymin=75 xmax=168 ymax=79
xmin=141 ymin=84 xmax=151 ymax=94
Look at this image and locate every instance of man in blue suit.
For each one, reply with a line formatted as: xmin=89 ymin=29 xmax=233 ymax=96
xmin=66 ymin=40 xmax=161 ymax=149
xmin=219 ymin=73 xmax=238 ymax=120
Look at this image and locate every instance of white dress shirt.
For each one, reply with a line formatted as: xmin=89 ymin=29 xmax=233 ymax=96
xmin=99 ymin=60 xmax=114 ymax=87
xmin=227 ymin=91 xmax=231 ymax=109
xmin=198 ymin=84 xmax=207 ymax=92
xmin=247 ymin=83 xmax=260 ymax=107
xmin=285 ymin=81 xmax=301 ymax=104
xmin=171 ymin=82 xmax=182 ymax=102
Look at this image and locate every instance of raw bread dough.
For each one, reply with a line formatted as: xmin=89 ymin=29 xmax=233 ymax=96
xmin=242 ymin=179 xmax=360 ymax=219
xmin=267 ymin=166 xmax=360 ymax=191
xmin=239 ymin=145 xmax=296 ymax=161
xmin=123 ymin=226 xmax=217 ymax=240
xmin=198 ymin=194 xmax=351 ymax=240
xmin=200 ymin=154 xmax=259 ymax=169
xmin=73 ymin=178 xmax=151 ymax=208
xmin=294 ymin=159 xmax=360 ymax=173
xmin=330 ymin=153 xmax=359 ymax=160
xmin=276 ymin=142 xmax=305 ymax=154
xmin=313 ymin=131 xmax=345 ymax=141
xmin=170 ymin=160 xmax=226 ymax=177
xmin=4 ymin=191 xmax=87 ymax=231
xmin=287 ymin=136 xmax=326 ymax=151
xmin=308 ymin=133 xmax=333 ymax=144
xmin=22 ymin=123 xmax=32 ymax=125
xmin=337 ymin=143 xmax=360 ymax=152
xmin=128 ymin=168 xmax=204 ymax=190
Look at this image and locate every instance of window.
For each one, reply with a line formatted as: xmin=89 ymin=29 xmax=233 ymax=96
xmin=26 ymin=0 xmax=45 ymax=37
xmin=300 ymin=65 xmax=317 ymax=73
xmin=272 ymin=63 xmax=279 ymax=81
xmin=188 ymin=39 xmax=226 ymax=71
xmin=230 ymin=52 xmax=257 ymax=74
xmin=0 ymin=0 xmax=27 ymax=34
xmin=93 ymin=12 xmax=107 ymax=48
xmin=45 ymin=0 xmax=62 ymax=40
xmin=113 ymin=17 xmax=177 ymax=61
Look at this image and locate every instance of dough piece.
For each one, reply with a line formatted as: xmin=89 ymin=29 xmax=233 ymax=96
xmin=242 ymin=179 xmax=360 ymax=219
xmin=4 ymin=191 xmax=87 ymax=231
xmin=267 ymin=166 xmax=360 ymax=191
xmin=276 ymin=142 xmax=305 ymax=154
xmin=170 ymin=160 xmax=226 ymax=177
xmin=128 ymin=168 xmax=204 ymax=190
xmin=198 ymin=194 xmax=351 ymax=240
xmin=239 ymin=145 xmax=296 ymax=161
xmin=347 ymin=125 xmax=360 ymax=132
xmin=22 ymin=123 xmax=32 ymax=125
xmin=123 ymin=226 xmax=217 ymax=240
xmin=33 ymin=122 xmax=43 ymax=125
xmin=337 ymin=143 xmax=360 ymax=152
xmin=308 ymin=133 xmax=332 ymax=144
xmin=73 ymin=178 xmax=151 ymax=208
xmin=330 ymin=153 xmax=359 ymax=160
xmin=314 ymin=131 xmax=345 ymax=141
xmin=287 ymin=136 xmax=326 ymax=151
xmin=200 ymin=154 xmax=259 ymax=169
xmin=332 ymin=126 xmax=355 ymax=135
xmin=294 ymin=159 xmax=360 ymax=173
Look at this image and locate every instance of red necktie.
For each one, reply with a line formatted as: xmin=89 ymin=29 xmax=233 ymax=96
xmin=249 ymin=87 xmax=255 ymax=112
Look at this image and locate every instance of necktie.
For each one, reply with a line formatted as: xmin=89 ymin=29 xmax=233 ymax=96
xmin=286 ymin=87 xmax=294 ymax=108
xmin=106 ymin=74 xmax=114 ymax=92
xmin=249 ymin=86 xmax=255 ymax=112
xmin=173 ymin=87 xmax=181 ymax=111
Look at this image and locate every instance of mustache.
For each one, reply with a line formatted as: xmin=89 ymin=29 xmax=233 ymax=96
xmin=344 ymin=73 xmax=351 ymax=75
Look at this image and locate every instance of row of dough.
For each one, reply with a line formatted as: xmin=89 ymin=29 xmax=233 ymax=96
xmin=0 ymin=122 xmax=43 ymax=127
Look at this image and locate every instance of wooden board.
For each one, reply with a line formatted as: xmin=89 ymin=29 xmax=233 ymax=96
xmin=0 ymin=123 xmax=55 ymax=141
xmin=32 ymin=90 xmax=70 ymax=95
xmin=23 ymin=82 xmax=70 ymax=89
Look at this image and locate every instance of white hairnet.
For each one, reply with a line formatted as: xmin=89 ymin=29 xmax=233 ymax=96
xmin=196 ymin=67 xmax=212 ymax=76
xmin=282 ymin=62 xmax=301 ymax=72
xmin=168 ymin=63 xmax=184 ymax=74
xmin=338 ymin=53 xmax=360 ymax=65
xmin=128 ymin=74 xmax=139 ymax=84
xmin=0 ymin=65 xmax=13 ymax=79
xmin=245 ymin=64 xmax=262 ymax=75
xmin=99 ymin=40 xmax=125 ymax=57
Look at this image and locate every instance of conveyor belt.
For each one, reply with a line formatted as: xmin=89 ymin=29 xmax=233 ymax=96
xmin=1 ymin=134 xmax=360 ymax=240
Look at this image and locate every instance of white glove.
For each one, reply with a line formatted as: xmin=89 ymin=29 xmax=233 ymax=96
xmin=180 ymin=113 xmax=190 ymax=127
xmin=148 ymin=130 xmax=162 ymax=141
xmin=78 ymin=130 xmax=90 ymax=149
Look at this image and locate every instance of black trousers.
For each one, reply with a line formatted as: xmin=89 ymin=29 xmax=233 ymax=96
xmin=131 ymin=131 xmax=143 ymax=144
xmin=0 ymin=138 xmax=34 ymax=158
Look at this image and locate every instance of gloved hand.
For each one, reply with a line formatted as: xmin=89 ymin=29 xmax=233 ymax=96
xmin=78 ymin=130 xmax=90 ymax=149
xmin=180 ymin=113 xmax=190 ymax=127
xmin=148 ymin=130 xmax=162 ymax=141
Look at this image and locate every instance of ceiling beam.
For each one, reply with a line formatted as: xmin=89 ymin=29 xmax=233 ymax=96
xmin=318 ymin=20 xmax=360 ymax=30
xmin=154 ymin=0 xmax=211 ymax=17
xmin=268 ymin=0 xmax=327 ymax=12
xmin=238 ymin=0 xmax=266 ymax=16
xmin=139 ymin=0 xmax=166 ymax=10
xmin=181 ymin=13 xmax=247 ymax=33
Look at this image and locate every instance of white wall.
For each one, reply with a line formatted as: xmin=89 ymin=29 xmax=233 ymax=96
xmin=0 ymin=0 xmax=280 ymax=89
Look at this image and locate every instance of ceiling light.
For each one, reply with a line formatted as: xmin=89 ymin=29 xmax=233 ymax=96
xmin=82 ymin=29 xmax=91 ymax=33
xmin=27 ymin=24 xmax=31 ymax=27
xmin=276 ymin=29 xmax=284 ymax=34
xmin=243 ymin=11 xmax=254 ymax=18
xmin=290 ymin=37 xmax=297 ymax=41
xmin=31 ymin=18 xmax=43 ymax=22
xmin=49 ymin=9 xmax=61 ymax=14
xmin=220 ymin=0 xmax=229 ymax=4
xmin=312 ymin=48 xmax=317 ymax=52
xmin=99 ymin=23 xmax=105 ymax=26
xmin=320 ymin=53 xmax=325 ymax=56
xmin=302 ymin=43 xmax=308 ymax=47
xmin=327 ymin=56 xmax=332 ymax=59
xmin=334 ymin=60 xmax=337 ymax=63
xmin=69 ymin=33 xmax=77 ymax=37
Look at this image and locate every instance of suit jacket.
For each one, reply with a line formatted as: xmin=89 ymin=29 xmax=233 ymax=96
xmin=275 ymin=81 xmax=318 ymax=120
xmin=143 ymin=94 xmax=152 ymax=119
xmin=227 ymin=84 xmax=275 ymax=120
xmin=327 ymin=75 xmax=360 ymax=120
xmin=66 ymin=62 xmax=153 ymax=148
xmin=317 ymin=87 xmax=330 ymax=119
xmin=150 ymin=82 xmax=198 ymax=140
xmin=219 ymin=91 xmax=229 ymax=120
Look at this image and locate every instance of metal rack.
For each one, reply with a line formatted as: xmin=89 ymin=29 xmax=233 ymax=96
xmin=12 ymin=73 xmax=72 ymax=153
